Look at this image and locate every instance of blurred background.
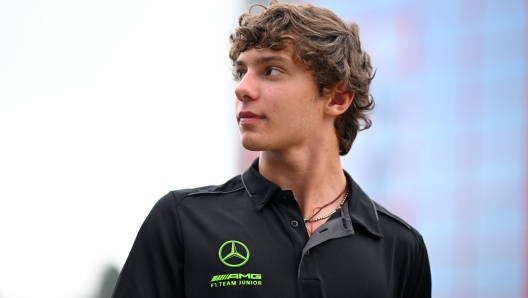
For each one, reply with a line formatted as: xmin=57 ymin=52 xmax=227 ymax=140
xmin=0 ymin=0 xmax=525 ymax=297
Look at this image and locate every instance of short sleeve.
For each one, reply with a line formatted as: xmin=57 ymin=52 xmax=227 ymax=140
xmin=112 ymin=192 xmax=185 ymax=298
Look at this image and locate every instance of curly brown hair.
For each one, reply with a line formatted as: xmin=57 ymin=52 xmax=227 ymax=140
xmin=229 ymin=0 xmax=375 ymax=155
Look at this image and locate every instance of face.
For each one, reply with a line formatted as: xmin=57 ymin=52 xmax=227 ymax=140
xmin=234 ymin=47 xmax=330 ymax=153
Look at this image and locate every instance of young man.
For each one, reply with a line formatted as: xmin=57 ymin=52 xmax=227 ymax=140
xmin=112 ymin=1 xmax=431 ymax=297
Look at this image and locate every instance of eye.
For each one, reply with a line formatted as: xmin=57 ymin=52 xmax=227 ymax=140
xmin=236 ymin=70 xmax=246 ymax=80
xmin=265 ymin=68 xmax=281 ymax=76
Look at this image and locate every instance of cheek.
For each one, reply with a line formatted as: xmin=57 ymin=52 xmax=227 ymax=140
xmin=265 ymin=96 xmax=283 ymax=117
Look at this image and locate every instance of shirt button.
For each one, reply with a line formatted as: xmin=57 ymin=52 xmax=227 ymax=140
xmin=290 ymin=220 xmax=299 ymax=228
xmin=304 ymin=250 xmax=310 ymax=256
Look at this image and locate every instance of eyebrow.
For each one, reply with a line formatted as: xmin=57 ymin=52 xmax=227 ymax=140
xmin=235 ymin=55 xmax=290 ymax=67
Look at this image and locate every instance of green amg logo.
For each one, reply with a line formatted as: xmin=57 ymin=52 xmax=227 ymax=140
xmin=210 ymin=273 xmax=262 ymax=288
xmin=218 ymin=240 xmax=250 ymax=267
xmin=211 ymin=273 xmax=261 ymax=282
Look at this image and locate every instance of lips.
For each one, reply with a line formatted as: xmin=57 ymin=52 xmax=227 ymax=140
xmin=238 ymin=111 xmax=264 ymax=125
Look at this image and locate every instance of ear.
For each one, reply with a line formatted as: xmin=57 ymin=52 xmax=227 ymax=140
xmin=325 ymin=82 xmax=354 ymax=116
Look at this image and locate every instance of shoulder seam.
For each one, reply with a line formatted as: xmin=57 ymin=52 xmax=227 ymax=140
xmin=186 ymin=186 xmax=245 ymax=196
xmin=170 ymin=191 xmax=185 ymax=252
xmin=374 ymin=202 xmax=411 ymax=230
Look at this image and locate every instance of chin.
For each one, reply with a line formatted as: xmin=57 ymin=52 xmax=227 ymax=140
xmin=240 ymin=134 xmax=271 ymax=152
xmin=241 ymin=139 xmax=266 ymax=152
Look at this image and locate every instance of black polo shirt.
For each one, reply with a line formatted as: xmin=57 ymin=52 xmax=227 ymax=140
xmin=112 ymin=159 xmax=431 ymax=298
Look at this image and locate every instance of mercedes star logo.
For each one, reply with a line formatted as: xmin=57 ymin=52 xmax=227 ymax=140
xmin=218 ymin=240 xmax=250 ymax=267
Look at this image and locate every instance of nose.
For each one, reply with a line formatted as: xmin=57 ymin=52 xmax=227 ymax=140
xmin=234 ymin=72 xmax=259 ymax=102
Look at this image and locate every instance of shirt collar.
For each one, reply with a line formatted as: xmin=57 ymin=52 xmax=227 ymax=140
xmin=344 ymin=171 xmax=384 ymax=238
xmin=241 ymin=157 xmax=383 ymax=238
xmin=241 ymin=158 xmax=282 ymax=211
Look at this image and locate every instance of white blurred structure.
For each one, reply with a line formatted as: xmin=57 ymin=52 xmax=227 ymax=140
xmin=0 ymin=0 xmax=242 ymax=297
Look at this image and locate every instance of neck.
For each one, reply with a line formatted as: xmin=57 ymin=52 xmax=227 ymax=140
xmin=259 ymin=146 xmax=347 ymax=219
